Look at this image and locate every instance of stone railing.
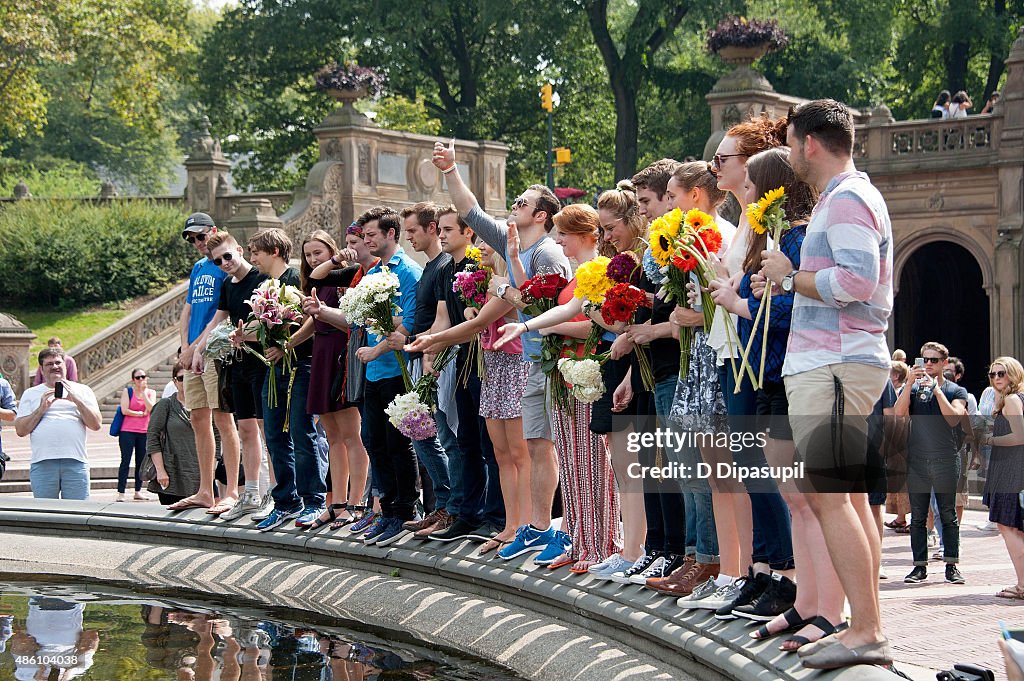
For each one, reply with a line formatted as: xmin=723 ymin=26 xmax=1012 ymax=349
xmin=70 ymin=281 xmax=188 ymax=384
xmin=221 ymin=191 xmax=293 ymax=217
xmin=854 ymin=112 xmax=1001 ymax=174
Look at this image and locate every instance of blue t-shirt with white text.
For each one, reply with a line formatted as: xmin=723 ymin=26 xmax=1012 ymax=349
xmin=187 ymin=257 xmax=228 ymax=344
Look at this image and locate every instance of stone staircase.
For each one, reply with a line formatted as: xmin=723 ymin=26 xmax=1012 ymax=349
xmin=97 ymin=354 xmax=179 ymax=422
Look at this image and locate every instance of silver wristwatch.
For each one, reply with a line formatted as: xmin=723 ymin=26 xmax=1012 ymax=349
xmin=781 ymin=270 xmax=799 ymax=293
xmin=496 ymin=283 xmax=510 ymax=300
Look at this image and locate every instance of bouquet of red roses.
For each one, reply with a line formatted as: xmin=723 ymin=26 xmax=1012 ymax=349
xmin=601 ymin=281 xmax=654 ymax=390
xmin=518 ymin=270 xmax=569 ymax=381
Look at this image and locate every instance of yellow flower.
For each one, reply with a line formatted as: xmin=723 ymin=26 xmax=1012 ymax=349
xmin=649 ymin=208 xmax=682 ymax=240
xmin=683 ymin=208 xmax=714 ymax=232
xmin=465 ymin=245 xmax=482 ymax=262
xmin=573 ymin=256 xmax=613 ymax=304
xmin=746 ymin=200 xmax=767 ymax=235
xmin=759 ymin=186 xmax=786 ymax=214
xmin=649 ymin=227 xmax=676 ymax=266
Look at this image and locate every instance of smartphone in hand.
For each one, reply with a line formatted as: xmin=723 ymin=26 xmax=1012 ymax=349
xmin=54 ymin=381 xmax=64 ymax=399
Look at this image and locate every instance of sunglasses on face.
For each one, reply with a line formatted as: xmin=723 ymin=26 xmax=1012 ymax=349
xmin=173 ymin=375 xmax=185 ymax=382
xmin=922 ymin=357 xmax=943 ymax=364
xmin=133 ymin=374 xmax=147 ymax=380
xmin=213 ymin=252 xmax=235 ymax=266
xmin=989 ymin=370 xmax=1007 ymax=379
xmin=711 ymin=153 xmax=746 ymax=171
xmin=185 ymin=232 xmax=208 ymax=244
xmin=511 ymin=196 xmax=535 ymax=211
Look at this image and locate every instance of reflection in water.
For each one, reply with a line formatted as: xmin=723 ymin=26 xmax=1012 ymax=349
xmin=0 ymin=583 xmax=521 ymax=681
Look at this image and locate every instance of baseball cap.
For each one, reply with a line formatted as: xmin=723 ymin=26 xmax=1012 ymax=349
xmin=182 ymin=212 xmax=215 ymax=238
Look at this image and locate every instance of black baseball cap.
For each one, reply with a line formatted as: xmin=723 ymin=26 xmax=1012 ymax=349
xmin=182 ymin=212 xmax=215 ymax=238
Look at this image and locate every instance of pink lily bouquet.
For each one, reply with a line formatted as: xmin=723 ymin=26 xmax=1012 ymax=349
xmin=244 ymin=279 xmax=305 ymax=414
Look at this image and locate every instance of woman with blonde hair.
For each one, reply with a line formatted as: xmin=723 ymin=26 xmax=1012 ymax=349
xmin=979 ymin=356 xmax=1024 ymax=598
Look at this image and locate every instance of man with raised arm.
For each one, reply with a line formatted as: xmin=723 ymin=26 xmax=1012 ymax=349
xmin=431 ymin=141 xmax=571 ymax=560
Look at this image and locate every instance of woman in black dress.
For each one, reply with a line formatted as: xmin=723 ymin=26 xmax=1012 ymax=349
xmin=979 ymin=356 xmax=1024 ymax=599
xmin=300 ymin=230 xmax=369 ymax=529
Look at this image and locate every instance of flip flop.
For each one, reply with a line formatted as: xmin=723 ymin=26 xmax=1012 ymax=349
xmin=168 ymin=497 xmax=212 ymax=512
xmin=996 ymin=585 xmax=1024 ymax=599
xmin=206 ymin=499 xmax=236 ymax=515
xmin=547 ymin=554 xmax=574 ymax=570
xmin=569 ymin=560 xmax=597 ymax=574
xmin=478 ymin=539 xmax=508 ymax=556
xmin=309 ymin=504 xmax=349 ymax=531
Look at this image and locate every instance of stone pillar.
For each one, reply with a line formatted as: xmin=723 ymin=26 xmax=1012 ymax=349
xmin=0 ymin=313 xmax=37 ymax=396
xmin=12 ymin=181 xmax=30 ymax=200
xmin=224 ymin=198 xmax=285 ymax=248
xmin=994 ymin=27 xmax=1024 ymax=359
xmin=184 ymin=116 xmax=231 ymax=227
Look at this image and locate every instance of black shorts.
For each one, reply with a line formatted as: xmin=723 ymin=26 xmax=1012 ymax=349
xmin=590 ymin=353 xmax=635 ymax=434
xmin=756 ymin=381 xmax=792 ymax=441
xmin=229 ymin=355 xmax=268 ymax=420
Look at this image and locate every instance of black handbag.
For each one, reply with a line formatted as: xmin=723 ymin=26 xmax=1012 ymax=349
xmin=0 ymin=450 xmax=9 ymax=481
xmin=216 ymin=358 xmax=234 ymax=413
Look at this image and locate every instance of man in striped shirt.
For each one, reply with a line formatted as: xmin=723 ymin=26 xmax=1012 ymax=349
xmin=760 ymin=99 xmax=893 ymax=670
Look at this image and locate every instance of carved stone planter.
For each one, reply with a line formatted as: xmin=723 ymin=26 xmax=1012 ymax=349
xmin=715 ymin=43 xmax=771 ymax=67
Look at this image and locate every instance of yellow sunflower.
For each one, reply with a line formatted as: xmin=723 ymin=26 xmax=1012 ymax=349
xmin=759 ymin=186 xmax=786 ymax=214
xmin=649 ymin=207 xmax=682 ymax=240
xmin=746 ymin=200 xmax=767 ymax=235
xmin=649 ymin=227 xmax=677 ymax=266
xmin=465 ymin=245 xmax=482 ymax=262
xmin=573 ymin=256 xmax=613 ymax=303
xmin=683 ymin=208 xmax=714 ymax=232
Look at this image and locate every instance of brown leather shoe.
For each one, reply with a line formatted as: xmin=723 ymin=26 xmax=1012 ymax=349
xmin=404 ymin=508 xmax=447 ymax=533
xmin=414 ymin=509 xmax=454 ymax=537
xmin=649 ymin=561 xmax=720 ymax=596
xmin=643 ymin=554 xmax=694 ymax=589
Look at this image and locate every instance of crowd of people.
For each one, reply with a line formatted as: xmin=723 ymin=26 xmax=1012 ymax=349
xmin=10 ymin=98 xmax=1024 ymax=673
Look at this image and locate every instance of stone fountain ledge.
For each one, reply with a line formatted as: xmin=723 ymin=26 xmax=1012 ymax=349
xmin=0 ymin=499 xmax=910 ymax=681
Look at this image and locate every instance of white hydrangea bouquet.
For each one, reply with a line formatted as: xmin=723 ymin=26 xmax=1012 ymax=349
xmin=385 ymin=346 xmax=457 ymax=440
xmin=557 ymin=356 xmax=606 ymax=404
xmin=338 ymin=266 xmax=411 ymax=389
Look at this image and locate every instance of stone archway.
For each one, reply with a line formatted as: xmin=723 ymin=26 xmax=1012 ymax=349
xmin=894 ymin=240 xmax=991 ymax=396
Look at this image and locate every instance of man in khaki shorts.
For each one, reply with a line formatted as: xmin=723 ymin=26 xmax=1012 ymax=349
xmin=170 ymin=213 xmax=241 ymax=511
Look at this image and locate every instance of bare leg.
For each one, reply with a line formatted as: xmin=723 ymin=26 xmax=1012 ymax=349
xmin=701 ymin=443 xmax=749 ymax=576
xmin=185 ymin=407 xmax=217 ymax=505
xmin=236 ymin=418 xmax=263 ymax=488
xmin=318 ymin=411 xmax=352 ymax=522
xmin=527 ymin=437 xmax=557 ymax=530
xmin=608 ymin=428 xmax=646 ymax=562
xmin=213 ymin=409 xmax=241 ymax=500
xmin=999 ymin=525 xmax=1024 ymax=588
xmin=338 ymin=408 xmax=368 ymax=507
xmin=504 ymin=419 xmax=532 ymax=533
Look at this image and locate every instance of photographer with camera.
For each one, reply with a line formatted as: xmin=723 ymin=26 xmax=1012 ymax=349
xmin=14 ymin=347 xmax=101 ymax=500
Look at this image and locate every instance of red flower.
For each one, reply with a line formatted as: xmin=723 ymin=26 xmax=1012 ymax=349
xmin=601 ymin=283 xmax=648 ymax=324
xmin=697 ymin=227 xmax=723 ymax=255
xmin=672 ymin=253 xmax=698 ymax=272
xmin=523 ymin=273 xmax=567 ymax=300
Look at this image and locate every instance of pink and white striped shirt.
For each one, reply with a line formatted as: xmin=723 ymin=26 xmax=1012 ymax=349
xmin=782 ymin=171 xmax=893 ymax=376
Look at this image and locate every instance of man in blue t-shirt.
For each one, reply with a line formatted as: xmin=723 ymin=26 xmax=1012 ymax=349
xmin=170 ymin=212 xmax=238 ymax=512
xmin=0 ymin=374 xmax=16 ymax=460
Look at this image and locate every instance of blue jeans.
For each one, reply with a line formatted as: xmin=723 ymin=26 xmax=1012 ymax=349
xmin=436 ymin=408 xmax=462 ymax=514
xmin=411 ymin=434 xmax=452 ymax=514
xmin=454 ymin=355 xmax=503 ymax=527
xmin=649 ymin=380 xmax=699 ymax=558
xmin=263 ymin=360 xmax=326 ymax=512
xmin=30 ymin=458 xmax=89 ymax=500
xmin=720 ymin=366 xmax=794 ymax=571
xmin=117 ymin=431 xmax=147 ymax=493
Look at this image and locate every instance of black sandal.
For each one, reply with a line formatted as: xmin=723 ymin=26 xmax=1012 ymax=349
xmin=309 ymin=503 xmax=348 ymax=531
xmin=332 ymin=504 xmax=365 ymax=530
xmin=780 ymin=616 xmax=848 ymax=652
xmin=750 ymin=607 xmax=811 ymax=640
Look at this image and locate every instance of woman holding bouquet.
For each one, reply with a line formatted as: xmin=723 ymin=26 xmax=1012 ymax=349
xmin=710 ymin=147 xmax=832 ymax=647
xmin=494 ymin=193 xmax=648 ymax=580
xmin=300 ymin=230 xmax=370 ymax=530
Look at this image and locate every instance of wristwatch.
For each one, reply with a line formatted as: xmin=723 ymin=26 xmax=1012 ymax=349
xmin=781 ymin=270 xmax=799 ymax=293
xmin=496 ymin=283 xmax=510 ymax=300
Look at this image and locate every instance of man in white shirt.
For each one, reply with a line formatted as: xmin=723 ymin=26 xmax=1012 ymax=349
xmin=15 ymin=348 xmax=101 ymax=500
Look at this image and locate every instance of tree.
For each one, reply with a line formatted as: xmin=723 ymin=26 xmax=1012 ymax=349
xmin=571 ymin=0 xmax=692 ymax=179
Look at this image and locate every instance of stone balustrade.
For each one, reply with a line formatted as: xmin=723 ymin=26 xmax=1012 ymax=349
xmin=854 ymin=111 xmax=1002 ymax=174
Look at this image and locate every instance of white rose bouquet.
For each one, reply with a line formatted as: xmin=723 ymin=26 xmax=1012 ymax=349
xmin=557 ymin=356 xmax=606 ymax=404
xmin=338 ymin=266 xmax=411 ymax=389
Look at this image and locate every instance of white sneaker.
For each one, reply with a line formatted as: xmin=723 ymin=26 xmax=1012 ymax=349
xmin=628 ymin=556 xmax=668 ymax=585
xmin=609 ymin=553 xmax=650 ymax=584
xmin=590 ymin=555 xmax=635 ymax=581
xmin=977 ymin=521 xmax=999 ymax=532
xmin=677 ymin=576 xmax=721 ymax=608
xmin=689 ymin=577 xmax=742 ymax=610
xmin=878 ymin=565 xmax=889 ymax=580
xmin=250 ymin=493 xmax=275 ymax=522
xmin=927 ymin=531 xmax=939 ymax=548
xmin=221 ymin=491 xmax=262 ymax=521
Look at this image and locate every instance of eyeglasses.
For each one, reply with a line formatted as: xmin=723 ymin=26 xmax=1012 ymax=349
xmin=711 ymin=153 xmax=746 ymax=171
xmin=511 ymin=196 xmax=536 ymax=211
xmin=922 ymin=357 xmax=943 ymax=364
xmin=989 ymin=370 xmax=1007 ymax=379
xmin=185 ymin=232 xmax=208 ymax=244
xmin=133 ymin=374 xmax=147 ymax=380
xmin=212 ymin=252 xmax=234 ymax=266
xmin=173 ymin=375 xmax=185 ymax=382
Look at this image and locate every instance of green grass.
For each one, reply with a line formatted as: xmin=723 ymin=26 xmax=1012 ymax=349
xmin=12 ymin=307 xmax=131 ymax=362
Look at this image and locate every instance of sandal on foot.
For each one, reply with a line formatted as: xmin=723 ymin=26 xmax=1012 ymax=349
xmin=206 ymin=499 xmax=236 ymax=515
xmin=569 ymin=561 xmax=597 ymax=574
xmin=884 ymin=519 xmax=907 ymax=529
xmin=996 ymin=585 xmax=1024 ymax=599
xmin=478 ymin=539 xmax=507 ymax=556
xmin=893 ymin=525 xmax=911 ymax=534
xmin=333 ymin=505 xmax=365 ymax=530
xmin=309 ymin=504 xmax=348 ymax=531
xmin=750 ymin=607 xmax=811 ymax=640
xmin=780 ymin=616 xmax=847 ymax=652
xmin=547 ymin=554 xmax=574 ymax=570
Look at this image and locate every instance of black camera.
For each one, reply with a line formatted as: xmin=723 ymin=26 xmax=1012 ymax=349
xmin=936 ymin=664 xmax=994 ymax=681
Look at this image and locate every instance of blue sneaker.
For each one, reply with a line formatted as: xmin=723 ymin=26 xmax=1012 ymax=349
xmin=295 ymin=505 xmax=326 ymax=528
xmin=375 ymin=518 xmax=411 ymax=547
xmin=349 ymin=511 xmax=379 ymax=534
xmin=362 ymin=516 xmax=390 ymax=544
xmin=498 ymin=525 xmax=555 ymax=560
xmin=256 ymin=507 xmax=300 ymax=532
xmin=533 ymin=530 xmax=572 ymax=565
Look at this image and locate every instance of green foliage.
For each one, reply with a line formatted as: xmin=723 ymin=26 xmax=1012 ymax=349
xmin=0 ymin=156 xmax=101 ymax=197
xmin=0 ymin=200 xmax=193 ymax=307
xmin=16 ymin=307 xmax=130 ymax=360
xmin=364 ymin=96 xmax=443 ymax=136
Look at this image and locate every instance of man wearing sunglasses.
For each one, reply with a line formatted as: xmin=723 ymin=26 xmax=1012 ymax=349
xmin=170 ymin=213 xmax=239 ymax=512
xmin=894 ymin=341 xmax=968 ymax=586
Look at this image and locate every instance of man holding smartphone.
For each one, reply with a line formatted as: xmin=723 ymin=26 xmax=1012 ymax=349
xmin=14 ymin=348 xmax=101 ymax=499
